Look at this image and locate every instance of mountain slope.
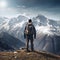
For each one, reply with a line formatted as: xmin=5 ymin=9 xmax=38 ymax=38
xmin=0 ymin=32 xmax=25 ymax=51
xmin=0 ymin=40 xmax=14 ymax=51
xmin=35 ymin=34 xmax=60 ymax=55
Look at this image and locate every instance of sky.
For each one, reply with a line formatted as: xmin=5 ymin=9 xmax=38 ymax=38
xmin=0 ymin=0 xmax=60 ymax=21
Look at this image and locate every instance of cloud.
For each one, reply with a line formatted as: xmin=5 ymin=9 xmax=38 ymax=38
xmin=0 ymin=7 xmax=22 ymax=18
xmin=17 ymin=5 xmax=26 ymax=8
xmin=15 ymin=0 xmax=60 ymax=8
xmin=0 ymin=0 xmax=60 ymax=20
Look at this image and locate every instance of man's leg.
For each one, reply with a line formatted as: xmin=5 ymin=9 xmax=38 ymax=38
xmin=31 ymin=38 xmax=34 ymax=51
xmin=26 ymin=38 xmax=29 ymax=51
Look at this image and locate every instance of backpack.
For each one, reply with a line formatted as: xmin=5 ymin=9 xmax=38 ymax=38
xmin=25 ymin=24 xmax=34 ymax=35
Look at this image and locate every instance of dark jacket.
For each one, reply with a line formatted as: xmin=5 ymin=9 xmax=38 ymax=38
xmin=24 ymin=23 xmax=36 ymax=39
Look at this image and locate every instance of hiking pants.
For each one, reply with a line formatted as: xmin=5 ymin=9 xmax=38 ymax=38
xmin=26 ymin=35 xmax=34 ymax=51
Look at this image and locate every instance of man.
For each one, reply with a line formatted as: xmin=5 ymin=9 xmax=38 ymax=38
xmin=24 ymin=19 xmax=36 ymax=51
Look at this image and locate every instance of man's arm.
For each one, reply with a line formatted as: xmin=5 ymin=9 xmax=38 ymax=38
xmin=24 ymin=27 xmax=26 ymax=39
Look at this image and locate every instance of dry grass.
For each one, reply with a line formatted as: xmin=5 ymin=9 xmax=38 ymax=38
xmin=0 ymin=50 xmax=60 ymax=60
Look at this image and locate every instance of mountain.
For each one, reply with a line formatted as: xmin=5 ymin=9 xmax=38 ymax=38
xmin=32 ymin=15 xmax=60 ymax=55
xmin=0 ymin=14 xmax=60 ymax=55
xmin=0 ymin=32 xmax=25 ymax=51
xmin=32 ymin=15 xmax=60 ymax=33
xmin=34 ymin=33 xmax=60 ymax=55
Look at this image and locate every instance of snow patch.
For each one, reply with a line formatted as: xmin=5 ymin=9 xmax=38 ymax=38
xmin=36 ymin=25 xmax=53 ymax=35
xmin=13 ymin=21 xmax=25 ymax=28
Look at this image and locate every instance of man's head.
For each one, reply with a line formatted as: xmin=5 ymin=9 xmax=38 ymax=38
xmin=28 ymin=19 xmax=32 ymax=23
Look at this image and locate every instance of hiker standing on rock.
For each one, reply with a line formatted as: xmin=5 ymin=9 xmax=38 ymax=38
xmin=24 ymin=19 xmax=36 ymax=52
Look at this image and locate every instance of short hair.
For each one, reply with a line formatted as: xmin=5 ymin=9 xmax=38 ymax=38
xmin=28 ymin=19 xmax=32 ymax=23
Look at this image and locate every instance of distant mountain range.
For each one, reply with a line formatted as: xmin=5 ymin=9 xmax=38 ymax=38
xmin=0 ymin=14 xmax=60 ymax=55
